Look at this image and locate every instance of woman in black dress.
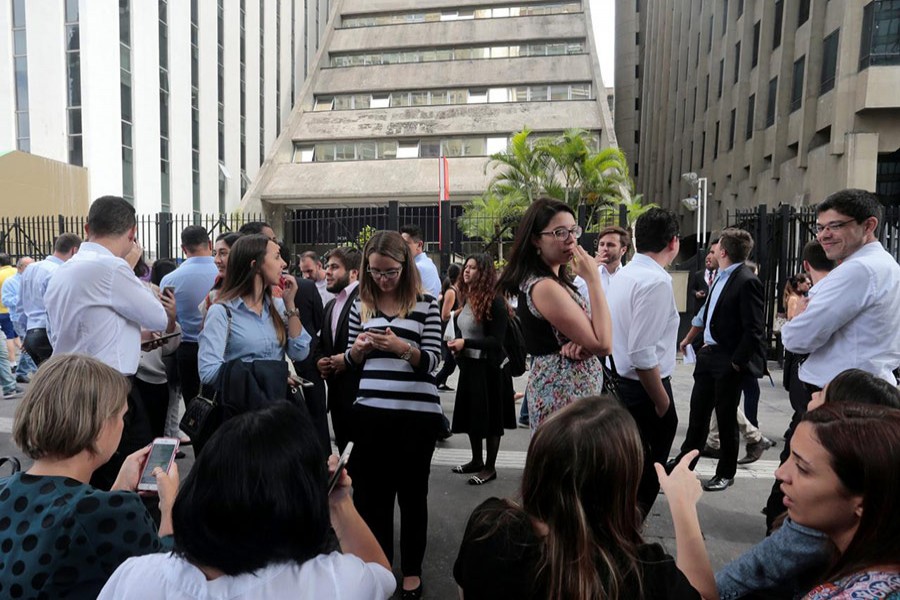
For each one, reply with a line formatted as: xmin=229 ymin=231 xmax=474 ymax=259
xmin=448 ymin=254 xmax=515 ymax=485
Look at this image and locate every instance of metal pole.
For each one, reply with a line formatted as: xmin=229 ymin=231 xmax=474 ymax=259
xmin=700 ymin=177 xmax=708 ymax=246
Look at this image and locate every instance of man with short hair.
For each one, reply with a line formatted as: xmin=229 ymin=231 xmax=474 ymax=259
xmin=690 ymin=243 xmax=719 ymax=317
xmin=160 ymin=225 xmax=218 ymax=406
xmin=399 ymin=224 xmax=441 ymax=298
xmin=782 ymin=188 xmax=900 ymax=389
xmin=45 ymin=196 xmax=171 ymax=489
xmin=18 ymin=232 xmax=81 ymax=365
xmin=574 ymin=225 xmax=630 ymax=305
xmin=607 ymin=208 xmax=681 ymax=517
xmin=239 ymin=221 xmax=277 ymax=241
xmin=675 ymin=227 xmax=766 ymax=492
xmin=300 ymin=250 xmax=334 ymax=306
xmin=1 ymin=256 xmax=35 ymax=382
xmin=315 ymin=247 xmax=361 ymax=452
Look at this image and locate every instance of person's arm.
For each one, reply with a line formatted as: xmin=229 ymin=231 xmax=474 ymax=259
xmin=460 ymin=297 xmax=508 ymax=352
xmin=110 ymin=263 xmax=169 ymax=331
xmin=781 ymin=265 xmax=867 ymax=355
xmin=655 ymin=451 xmax=717 ymax=600
xmin=679 ymin=326 xmax=704 ymax=353
xmin=627 ymin=279 xmax=676 ymax=415
xmin=197 ymin=304 xmax=228 ymax=384
xmin=440 ymin=288 xmax=456 ymax=322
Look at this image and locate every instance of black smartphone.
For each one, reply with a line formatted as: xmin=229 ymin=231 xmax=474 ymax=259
xmin=327 ymin=442 xmax=354 ymax=494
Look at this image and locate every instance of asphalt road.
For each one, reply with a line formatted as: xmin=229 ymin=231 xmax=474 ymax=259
xmin=0 ymin=359 xmax=793 ymax=599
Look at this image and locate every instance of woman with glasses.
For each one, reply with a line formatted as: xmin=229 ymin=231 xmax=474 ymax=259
xmin=497 ymin=197 xmax=612 ymax=430
xmin=344 ymin=230 xmax=443 ymax=600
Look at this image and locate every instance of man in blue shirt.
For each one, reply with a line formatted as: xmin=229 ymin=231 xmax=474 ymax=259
xmin=400 ymin=224 xmax=441 ymax=299
xmin=160 ymin=225 xmax=218 ymax=406
xmin=18 ymin=233 xmax=81 ymax=366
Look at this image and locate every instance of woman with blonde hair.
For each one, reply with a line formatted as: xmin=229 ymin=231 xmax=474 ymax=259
xmin=344 ymin=230 xmax=443 ymax=599
xmin=0 ymin=354 xmax=179 ymax=599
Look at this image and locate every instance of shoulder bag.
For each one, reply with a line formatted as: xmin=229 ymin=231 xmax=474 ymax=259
xmin=180 ymin=305 xmax=232 ymax=446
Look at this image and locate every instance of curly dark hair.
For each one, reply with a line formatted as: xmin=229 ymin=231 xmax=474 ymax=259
xmin=457 ymin=254 xmax=497 ymax=322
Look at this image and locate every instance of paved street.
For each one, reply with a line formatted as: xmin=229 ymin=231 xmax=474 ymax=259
xmin=0 ymin=359 xmax=793 ymax=599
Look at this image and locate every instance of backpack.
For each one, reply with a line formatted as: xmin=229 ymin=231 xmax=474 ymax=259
xmin=503 ymin=314 xmax=528 ymax=377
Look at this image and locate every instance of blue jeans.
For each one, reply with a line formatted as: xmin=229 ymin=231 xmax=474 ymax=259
xmin=0 ymin=331 xmax=17 ymax=393
xmin=13 ymin=322 xmax=36 ymax=377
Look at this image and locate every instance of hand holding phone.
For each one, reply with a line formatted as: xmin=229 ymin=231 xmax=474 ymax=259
xmin=138 ymin=438 xmax=180 ymax=492
xmin=327 ymin=442 xmax=354 ymax=494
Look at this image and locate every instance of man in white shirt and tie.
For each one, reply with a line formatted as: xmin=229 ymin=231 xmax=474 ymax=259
xmin=45 ymin=195 xmax=172 ymax=490
xmin=782 ymin=189 xmax=900 ymax=389
xmin=607 ymin=209 xmax=681 ymax=518
xmin=574 ymin=225 xmax=630 ymax=306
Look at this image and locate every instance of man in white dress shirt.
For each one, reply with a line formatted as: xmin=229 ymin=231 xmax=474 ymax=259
xmin=400 ymin=224 xmax=441 ymax=299
xmin=781 ymin=189 xmax=900 ymax=390
xmin=45 ymin=195 xmax=171 ymax=490
xmin=574 ymin=225 xmax=630 ymax=306
xmin=607 ymin=208 xmax=681 ymax=518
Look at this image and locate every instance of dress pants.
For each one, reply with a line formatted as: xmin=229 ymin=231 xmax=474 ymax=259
xmin=23 ymin=328 xmax=53 ymax=366
xmin=678 ymin=346 xmax=744 ymax=480
xmin=91 ymin=376 xmax=155 ymax=491
xmin=176 ymin=342 xmax=201 ymax=407
xmin=348 ymin=405 xmax=436 ymax=576
xmin=615 ymin=376 xmax=678 ymax=518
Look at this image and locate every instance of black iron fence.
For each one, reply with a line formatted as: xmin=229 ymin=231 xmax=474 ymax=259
xmin=0 ymin=213 xmax=262 ymax=262
xmin=727 ymin=203 xmax=900 ymax=358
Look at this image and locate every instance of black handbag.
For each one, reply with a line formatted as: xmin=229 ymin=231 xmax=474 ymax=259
xmin=601 ymin=354 xmax=623 ymax=404
xmin=180 ymin=306 xmax=232 ymax=444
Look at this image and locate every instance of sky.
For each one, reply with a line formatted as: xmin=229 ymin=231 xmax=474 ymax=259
xmin=590 ymin=0 xmax=616 ymax=87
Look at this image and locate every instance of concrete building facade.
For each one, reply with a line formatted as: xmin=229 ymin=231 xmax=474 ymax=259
xmin=244 ymin=0 xmax=615 ymax=215
xmin=615 ymin=0 xmax=900 ymax=234
xmin=0 ymin=0 xmax=333 ymax=216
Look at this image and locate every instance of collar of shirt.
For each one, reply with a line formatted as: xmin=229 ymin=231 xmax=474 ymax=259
xmin=331 ymin=280 xmax=359 ymax=338
xmin=600 ymin=263 xmax=622 ymax=276
xmin=630 ymin=253 xmax=669 ymax=275
xmin=73 ymin=241 xmax=117 ymax=261
xmin=182 ymin=255 xmax=215 ymax=265
xmin=337 ymin=280 xmax=359 ymax=301
xmin=45 ymin=255 xmax=64 ymax=266
xmin=694 ymin=261 xmax=743 ymax=345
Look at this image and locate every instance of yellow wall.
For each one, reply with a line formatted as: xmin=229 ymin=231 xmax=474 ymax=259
xmin=0 ymin=151 xmax=89 ymax=217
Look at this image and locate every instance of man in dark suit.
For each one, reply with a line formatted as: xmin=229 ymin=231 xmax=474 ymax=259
xmin=674 ymin=228 xmax=766 ymax=491
xmin=690 ymin=243 xmax=718 ymax=318
xmin=315 ymin=247 xmax=361 ymax=453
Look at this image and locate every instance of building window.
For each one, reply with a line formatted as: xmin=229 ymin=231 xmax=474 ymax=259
xmin=120 ymin=0 xmax=134 ymax=205
xmin=859 ymin=0 xmax=900 ymax=70
xmin=877 ymin=149 xmax=900 ymax=204
xmin=821 ymin=29 xmax=839 ymax=94
xmin=798 ymin=0 xmax=811 ymax=27
xmin=342 ymin=2 xmax=583 ymax=27
xmin=734 ymin=41 xmax=741 ymax=83
xmin=635 ymin=64 xmax=640 ymax=78
xmin=634 ymin=96 xmax=641 ymax=111
xmin=791 ymin=56 xmax=805 ymax=112
xmin=718 ymin=59 xmax=724 ymax=98
xmin=721 ymin=0 xmax=728 ymax=35
xmin=708 ymin=14 xmax=714 ymax=52
xmin=635 ymin=31 xmax=640 ymax=45
xmin=12 ymin=0 xmax=29 ymax=152
xmin=634 ymin=130 xmax=640 ymax=144
xmin=766 ymin=76 xmax=777 ymax=127
xmin=700 ymin=131 xmax=706 ymax=168
xmin=773 ymin=0 xmax=784 ymax=49
xmin=705 ymin=74 xmax=710 ymax=110
xmin=692 ymin=87 xmax=697 ymax=122
xmin=728 ymin=108 xmax=736 ymax=150
xmin=746 ymin=93 xmax=755 ymax=139
xmin=738 ymin=0 xmax=744 ymax=16
xmin=330 ymin=40 xmax=587 ymax=67
xmin=714 ymin=121 xmax=720 ymax=159
xmin=752 ymin=21 xmax=760 ymax=67
xmin=65 ymin=0 xmax=82 ymax=166
xmin=159 ymin=0 xmax=170 ymax=210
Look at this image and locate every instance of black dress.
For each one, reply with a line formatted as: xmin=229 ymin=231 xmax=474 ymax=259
xmin=455 ymin=497 xmax=702 ymax=600
xmin=450 ymin=296 xmax=516 ymax=437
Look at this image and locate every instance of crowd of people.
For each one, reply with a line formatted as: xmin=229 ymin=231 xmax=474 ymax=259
xmin=0 ymin=188 xmax=899 ymax=599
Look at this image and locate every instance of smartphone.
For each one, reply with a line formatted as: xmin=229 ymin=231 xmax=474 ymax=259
xmin=327 ymin=442 xmax=354 ymax=494
xmin=162 ymin=286 xmax=175 ymax=298
xmin=367 ymin=328 xmax=386 ymax=335
xmin=137 ymin=438 xmax=180 ymax=492
xmin=140 ymin=331 xmax=181 ymax=349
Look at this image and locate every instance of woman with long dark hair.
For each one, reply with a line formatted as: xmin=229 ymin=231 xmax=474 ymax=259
xmin=199 ymin=231 xmax=242 ymax=319
xmin=447 ymin=254 xmax=515 ymax=485
xmin=496 ymin=197 xmax=612 ymax=429
xmin=454 ymin=396 xmax=702 ymax=599
xmin=344 ymin=230 xmax=443 ymax=599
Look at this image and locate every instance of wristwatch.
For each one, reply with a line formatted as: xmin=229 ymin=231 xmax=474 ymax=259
xmin=283 ymin=307 xmax=300 ymax=320
xmin=399 ymin=343 xmax=413 ymax=361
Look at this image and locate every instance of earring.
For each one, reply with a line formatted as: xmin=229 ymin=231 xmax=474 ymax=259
xmin=536 ymin=248 xmax=542 ymax=256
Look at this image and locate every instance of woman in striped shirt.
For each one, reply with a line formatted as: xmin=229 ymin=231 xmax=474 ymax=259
xmin=344 ymin=230 xmax=443 ymax=600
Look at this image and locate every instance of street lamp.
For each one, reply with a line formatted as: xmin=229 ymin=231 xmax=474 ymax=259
xmin=681 ymin=172 xmax=708 ymax=247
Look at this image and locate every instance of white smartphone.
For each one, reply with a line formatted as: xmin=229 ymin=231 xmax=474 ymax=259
xmin=137 ymin=437 xmax=180 ymax=492
xmin=327 ymin=442 xmax=354 ymax=494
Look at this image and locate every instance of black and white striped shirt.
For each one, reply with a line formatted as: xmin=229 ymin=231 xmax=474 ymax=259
xmin=345 ymin=295 xmax=443 ymax=415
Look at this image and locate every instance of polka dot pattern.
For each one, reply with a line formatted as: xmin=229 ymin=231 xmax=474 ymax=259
xmin=0 ymin=473 xmax=165 ymax=598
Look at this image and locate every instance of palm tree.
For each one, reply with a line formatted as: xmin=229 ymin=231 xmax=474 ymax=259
xmin=484 ymin=128 xmax=554 ymax=203
xmin=457 ymin=190 xmax=528 ymax=254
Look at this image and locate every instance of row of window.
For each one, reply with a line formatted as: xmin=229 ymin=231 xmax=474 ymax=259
xmin=313 ymin=83 xmax=593 ymax=111
xmin=293 ymin=132 xmax=600 ymax=163
xmin=341 ymin=2 xmax=581 ymax=28
xmin=330 ymin=40 xmax=585 ymax=68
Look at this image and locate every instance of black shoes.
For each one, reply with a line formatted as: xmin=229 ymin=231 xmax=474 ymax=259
xmin=436 ymin=384 xmax=454 ymax=392
xmin=737 ymin=437 xmax=776 ymax=465
xmin=702 ymin=476 xmax=735 ymax=492
xmin=400 ymin=583 xmax=423 ymax=599
xmin=700 ymin=445 xmax=721 ymax=459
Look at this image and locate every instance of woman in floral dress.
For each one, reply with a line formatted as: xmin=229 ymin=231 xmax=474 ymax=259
xmin=497 ymin=197 xmax=612 ymax=430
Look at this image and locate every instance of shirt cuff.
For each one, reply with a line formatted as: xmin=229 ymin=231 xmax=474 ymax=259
xmin=629 ymin=347 xmax=659 ymax=371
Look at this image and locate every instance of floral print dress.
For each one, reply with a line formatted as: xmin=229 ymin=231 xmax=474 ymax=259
xmin=521 ymin=275 xmax=604 ymax=430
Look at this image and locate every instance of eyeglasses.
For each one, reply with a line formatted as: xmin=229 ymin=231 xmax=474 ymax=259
xmin=814 ymin=219 xmax=855 ymax=234
xmin=367 ymin=267 xmax=402 ymax=280
xmin=538 ymin=225 xmax=583 ymax=241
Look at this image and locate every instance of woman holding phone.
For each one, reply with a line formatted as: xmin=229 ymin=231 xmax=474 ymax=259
xmin=0 ymin=354 xmax=179 ymax=599
xmin=496 ymin=197 xmax=612 ymax=430
xmin=344 ymin=230 xmax=443 ymax=599
xmin=447 ymin=254 xmax=515 ymax=485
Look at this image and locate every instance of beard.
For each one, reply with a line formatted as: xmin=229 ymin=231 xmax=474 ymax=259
xmin=327 ymin=273 xmax=351 ymax=293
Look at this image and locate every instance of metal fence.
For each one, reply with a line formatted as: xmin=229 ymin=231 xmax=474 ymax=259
xmin=0 ymin=213 xmax=263 ymax=262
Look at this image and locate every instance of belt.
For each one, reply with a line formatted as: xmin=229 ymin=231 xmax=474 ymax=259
xmin=26 ymin=328 xmax=47 ymax=333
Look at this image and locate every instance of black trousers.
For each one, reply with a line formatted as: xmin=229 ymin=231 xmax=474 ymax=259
xmin=348 ymin=405 xmax=436 ymax=576
xmin=176 ymin=342 xmax=201 ymax=407
xmin=23 ymin=328 xmax=53 ymax=366
xmin=91 ymin=376 xmax=155 ymax=491
xmin=295 ymin=364 xmax=330 ymax=457
xmin=434 ymin=340 xmax=457 ymax=386
xmin=615 ymin=376 xmax=678 ymax=517
xmin=678 ymin=346 xmax=743 ymax=479
xmin=134 ymin=378 xmax=170 ymax=439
